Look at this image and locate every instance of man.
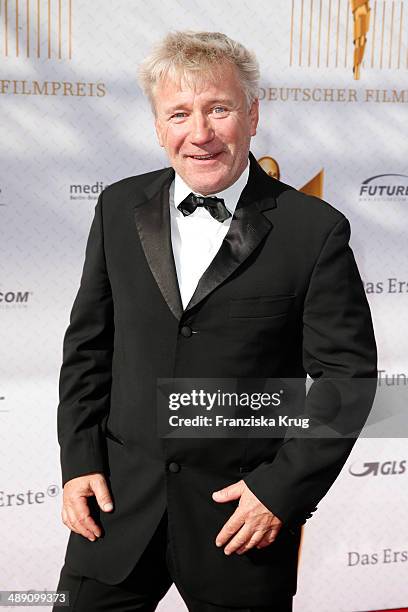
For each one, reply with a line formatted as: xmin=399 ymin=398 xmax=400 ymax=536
xmin=55 ymin=31 xmax=377 ymax=611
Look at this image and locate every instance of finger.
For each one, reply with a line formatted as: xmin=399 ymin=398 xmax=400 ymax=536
xmin=256 ymin=537 xmax=273 ymax=549
xmin=223 ymin=525 xmax=262 ymax=556
xmin=66 ymin=494 xmax=102 ymax=539
xmin=212 ymin=480 xmax=244 ymax=503
xmin=65 ymin=504 xmax=97 ymax=541
xmin=215 ymin=511 xmax=245 ymax=548
xmin=91 ymin=476 xmax=114 ymax=512
xmin=61 ymin=507 xmax=74 ymax=531
xmin=235 ymin=529 xmax=266 ymax=554
xmin=79 ymin=510 xmax=102 ymax=539
xmin=256 ymin=526 xmax=280 ymax=549
xmin=64 ymin=501 xmax=102 ymax=539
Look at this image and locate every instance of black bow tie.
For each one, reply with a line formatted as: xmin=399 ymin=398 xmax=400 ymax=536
xmin=177 ymin=193 xmax=232 ymax=223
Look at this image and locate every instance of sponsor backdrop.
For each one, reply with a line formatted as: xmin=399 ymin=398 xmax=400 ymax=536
xmin=1 ymin=0 xmax=407 ymax=610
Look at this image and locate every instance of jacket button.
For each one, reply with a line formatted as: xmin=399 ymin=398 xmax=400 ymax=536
xmin=168 ymin=462 xmax=181 ymax=473
xmin=180 ymin=325 xmax=192 ymax=338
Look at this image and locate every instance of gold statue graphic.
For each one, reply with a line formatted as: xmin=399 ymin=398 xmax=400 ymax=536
xmin=258 ymin=156 xmax=324 ymax=199
xmin=350 ymin=0 xmax=371 ymax=79
xmin=258 ymin=157 xmax=281 ymax=180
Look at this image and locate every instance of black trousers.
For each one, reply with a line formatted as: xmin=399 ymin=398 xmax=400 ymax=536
xmin=54 ymin=511 xmax=293 ymax=612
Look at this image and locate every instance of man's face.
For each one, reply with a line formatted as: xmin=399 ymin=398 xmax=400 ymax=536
xmin=154 ymin=63 xmax=259 ymax=195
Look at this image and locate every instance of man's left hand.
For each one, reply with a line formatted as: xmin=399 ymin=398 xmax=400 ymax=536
xmin=212 ymin=480 xmax=283 ymax=555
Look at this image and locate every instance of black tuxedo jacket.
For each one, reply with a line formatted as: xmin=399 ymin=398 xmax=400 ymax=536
xmin=57 ymin=152 xmax=377 ymax=606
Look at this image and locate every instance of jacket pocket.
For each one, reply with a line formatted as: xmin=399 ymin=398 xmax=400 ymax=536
xmin=229 ymin=294 xmax=296 ymax=319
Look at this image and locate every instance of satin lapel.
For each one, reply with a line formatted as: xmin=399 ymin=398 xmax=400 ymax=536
xmin=185 ymin=153 xmax=277 ymax=313
xmin=133 ymin=168 xmax=183 ymax=321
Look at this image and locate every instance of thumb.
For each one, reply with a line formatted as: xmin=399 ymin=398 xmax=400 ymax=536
xmin=212 ymin=480 xmax=244 ymax=503
xmin=91 ymin=475 xmax=113 ymax=512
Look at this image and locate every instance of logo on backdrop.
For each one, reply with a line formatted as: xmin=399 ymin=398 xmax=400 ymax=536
xmin=289 ymin=0 xmax=406 ymax=79
xmin=1 ymin=0 xmax=72 ymax=60
xmin=70 ymin=181 xmax=106 ymax=201
xmin=347 ymin=547 xmax=408 ymax=566
xmin=258 ymin=156 xmax=324 ymax=198
xmin=377 ymin=370 xmax=408 ymax=385
xmin=364 ymin=278 xmax=408 ymax=294
xmin=260 ymin=1 xmax=407 ymax=104
xmin=0 ymin=290 xmax=32 ymax=307
xmin=0 ymin=80 xmax=106 ymax=97
xmin=349 ymin=460 xmax=406 ymax=476
xmin=0 ymin=484 xmax=60 ymax=508
xmin=359 ymin=174 xmax=408 ymax=201
xmin=1 ymin=1 xmax=106 ymax=97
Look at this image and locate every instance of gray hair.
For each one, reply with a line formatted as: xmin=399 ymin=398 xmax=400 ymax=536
xmin=138 ymin=31 xmax=260 ymax=112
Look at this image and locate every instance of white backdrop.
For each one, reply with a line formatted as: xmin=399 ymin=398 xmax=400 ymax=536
xmin=1 ymin=1 xmax=407 ymax=610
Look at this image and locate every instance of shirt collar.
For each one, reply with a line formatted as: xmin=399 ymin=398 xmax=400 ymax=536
xmin=173 ymin=161 xmax=250 ymax=217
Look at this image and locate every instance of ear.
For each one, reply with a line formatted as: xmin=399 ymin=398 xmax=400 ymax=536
xmin=155 ymin=117 xmax=165 ymax=148
xmin=249 ymin=98 xmax=259 ymax=137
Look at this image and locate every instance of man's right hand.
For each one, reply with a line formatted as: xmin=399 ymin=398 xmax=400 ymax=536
xmin=61 ymin=472 xmax=113 ymax=541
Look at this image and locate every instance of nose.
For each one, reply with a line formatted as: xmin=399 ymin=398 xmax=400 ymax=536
xmin=190 ymin=112 xmax=214 ymax=145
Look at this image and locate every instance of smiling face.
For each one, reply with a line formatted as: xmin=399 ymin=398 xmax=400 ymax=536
xmin=153 ymin=63 xmax=259 ymax=195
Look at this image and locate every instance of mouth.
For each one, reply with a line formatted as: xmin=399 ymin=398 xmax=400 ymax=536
xmin=186 ymin=152 xmax=222 ymax=162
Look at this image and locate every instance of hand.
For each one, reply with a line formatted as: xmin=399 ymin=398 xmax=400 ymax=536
xmin=212 ymin=479 xmax=282 ymax=555
xmin=61 ymin=472 xmax=113 ymax=541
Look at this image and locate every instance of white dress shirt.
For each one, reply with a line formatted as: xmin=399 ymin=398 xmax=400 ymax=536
xmin=169 ymin=162 xmax=249 ymax=309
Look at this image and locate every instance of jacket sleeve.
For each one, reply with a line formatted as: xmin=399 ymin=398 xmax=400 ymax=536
xmin=57 ymin=191 xmax=113 ymax=487
xmin=243 ymin=216 xmax=378 ymax=529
